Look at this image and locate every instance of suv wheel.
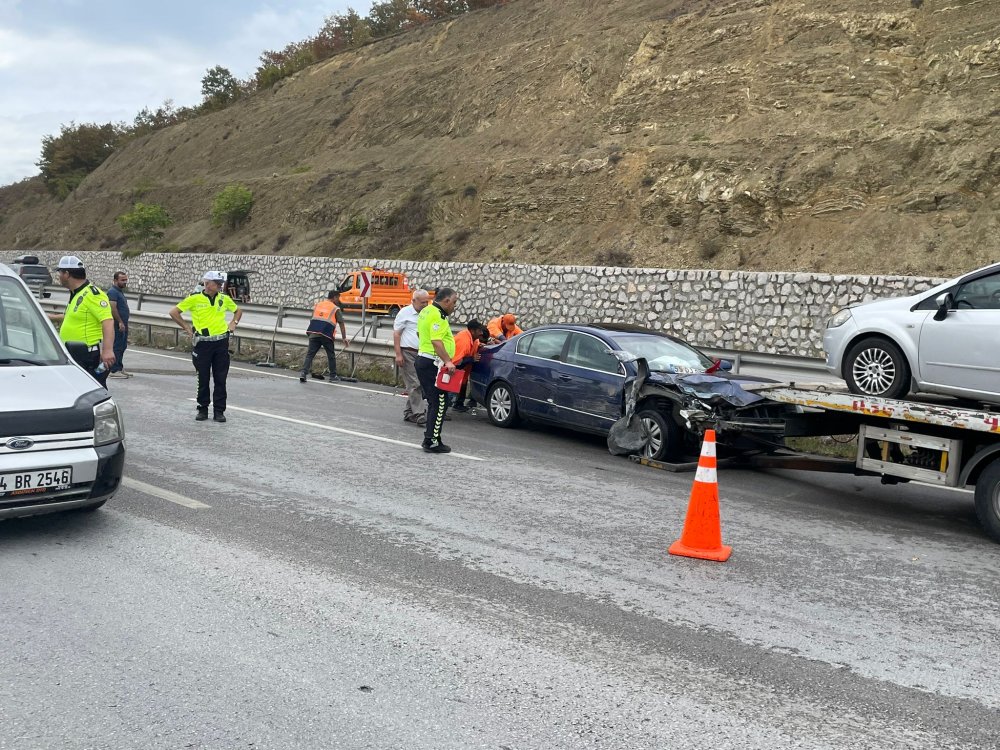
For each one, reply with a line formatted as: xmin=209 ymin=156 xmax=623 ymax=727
xmin=844 ymin=337 xmax=911 ymax=400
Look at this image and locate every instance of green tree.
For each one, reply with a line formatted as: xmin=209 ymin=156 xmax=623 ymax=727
xmin=37 ymin=122 xmax=123 ymax=199
xmin=211 ymin=184 xmax=253 ymax=229
xmin=201 ymin=66 xmax=242 ymax=108
xmin=116 ymin=203 xmax=173 ymax=251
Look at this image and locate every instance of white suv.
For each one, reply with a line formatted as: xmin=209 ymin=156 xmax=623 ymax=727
xmin=0 ymin=263 xmax=125 ymax=519
xmin=824 ymin=262 xmax=1000 ymax=403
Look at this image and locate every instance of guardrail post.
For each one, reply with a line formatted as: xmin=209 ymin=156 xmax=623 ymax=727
xmin=173 ymin=328 xmax=179 ymax=347
xmin=137 ymin=292 xmax=145 ymax=310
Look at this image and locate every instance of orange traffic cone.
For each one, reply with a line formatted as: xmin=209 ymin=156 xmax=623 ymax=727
xmin=669 ymin=430 xmax=732 ymax=562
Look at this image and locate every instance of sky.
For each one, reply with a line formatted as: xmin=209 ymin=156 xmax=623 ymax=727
xmin=0 ymin=0 xmax=355 ymax=186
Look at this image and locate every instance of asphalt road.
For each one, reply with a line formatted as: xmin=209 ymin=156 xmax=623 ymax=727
xmin=1 ymin=346 xmax=996 ymax=749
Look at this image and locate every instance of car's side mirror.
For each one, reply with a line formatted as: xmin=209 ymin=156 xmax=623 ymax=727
xmin=718 ymin=359 xmax=733 ymax=372
xmin=933 ymin=292 xmax=953 ymax=321
xmin=65 ymin=341 xmax=90 ymax=367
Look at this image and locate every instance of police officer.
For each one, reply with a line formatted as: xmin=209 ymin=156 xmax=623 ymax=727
xmin=169 ymin=271 xmax=242 ymax=422
xmin=48 ymin=256 xmax=115 ymax=387
xmin=415 ymin=287 xmax=459 ymax=453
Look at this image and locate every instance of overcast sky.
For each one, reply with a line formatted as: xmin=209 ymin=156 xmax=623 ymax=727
xmin=0 ymin=0 xmax=354 ymax=186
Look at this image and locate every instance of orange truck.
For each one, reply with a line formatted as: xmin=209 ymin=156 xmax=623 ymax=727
xmin=335 ymin=268 xmax=432 ymax=315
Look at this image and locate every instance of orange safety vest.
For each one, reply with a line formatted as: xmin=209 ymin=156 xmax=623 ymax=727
xmin=487 ymin=316 xmax=523 ymax=340
xmin=306 ymin=299 xmax=340 ymax=340
xmin=452 ymin=329 xmax=480 ymax=369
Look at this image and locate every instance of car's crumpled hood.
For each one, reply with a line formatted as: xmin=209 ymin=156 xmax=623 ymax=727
xmin=645 ymin=371 xmax=767 ymax=407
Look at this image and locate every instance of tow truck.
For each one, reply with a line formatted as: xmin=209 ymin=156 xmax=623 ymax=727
xmin=618 ymin=362 xmax=1000 ymax=543
xmin=743 ymin=384 xmax=1000 ymax=543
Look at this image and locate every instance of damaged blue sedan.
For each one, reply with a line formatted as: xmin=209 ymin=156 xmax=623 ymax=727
xmin=467 ymin=323 xmax=790 ymax=462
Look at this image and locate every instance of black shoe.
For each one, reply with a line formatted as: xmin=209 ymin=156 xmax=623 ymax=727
xmin=452 ymin=404 xmax=469 ymax=413
xmin=196 ymin=409 xmax=208 ymax=421
xmin=312 ymin=373 xmax=325 ymax=380
xmin=299 ymin=376 xmax=306 ymax=383
xmin=213 ymin=412 xmax=227 ymax=423
xmin=422 ymin=441 xmax=452 ymax=454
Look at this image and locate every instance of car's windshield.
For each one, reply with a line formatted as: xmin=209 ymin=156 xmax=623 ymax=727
xmin=0 ymin=277 xmax=66 ymax=365
xmin=337 ymin=274 xmax=355 ymax=293
xmin=610 ymin=333 xmax=713 ymax=373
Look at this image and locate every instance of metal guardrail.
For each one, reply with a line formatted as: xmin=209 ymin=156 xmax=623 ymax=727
xmin=40 ymin=287 xmax=829 ymax=375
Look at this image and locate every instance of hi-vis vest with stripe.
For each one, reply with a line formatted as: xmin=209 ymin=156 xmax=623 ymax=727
xmin=306 ymin=299 xmax=340 ymax=340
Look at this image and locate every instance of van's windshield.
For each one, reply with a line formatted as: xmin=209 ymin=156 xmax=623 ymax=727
xmin=0 ymin=277 xmax=66 ymax=365
xmin=337 ymin=274 xmax=355 ymax=293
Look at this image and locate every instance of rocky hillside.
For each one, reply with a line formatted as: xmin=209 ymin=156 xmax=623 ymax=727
xmin=1 ymin=0 xmax=998 ymax=276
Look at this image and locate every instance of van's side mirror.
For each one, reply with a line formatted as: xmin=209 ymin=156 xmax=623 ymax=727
xmin=65 ymin=341 xmax=90 ymax=367
xmin=933 ymin=292 xmax=953 ymax=321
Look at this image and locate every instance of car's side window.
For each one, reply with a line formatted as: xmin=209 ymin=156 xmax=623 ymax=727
xmin=954 ymin=273 xmax=1000 ymax=310
xmin=565 ymin=333 xmax=619 ymax=374
xmin=515 ymin=333 xmax=534 ymax=355
xmin=524 ymin=330 xmax=569 ymax=361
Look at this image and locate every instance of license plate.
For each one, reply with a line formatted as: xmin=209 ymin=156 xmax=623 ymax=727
xmin=0 ymin=467 xmax=73 ymax=496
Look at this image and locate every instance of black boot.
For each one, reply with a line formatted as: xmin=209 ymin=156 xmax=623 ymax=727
xmin=196 ymin=408 xmax=209 ymax=421
xmin=213 ymin=411 xmax=227 ymax=423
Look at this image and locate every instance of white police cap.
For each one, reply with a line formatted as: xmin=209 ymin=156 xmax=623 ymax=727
xmin=57 ymin=255 xmax=85 ymax=269
xmin=202 ymin=270 xmax=225 ymax=282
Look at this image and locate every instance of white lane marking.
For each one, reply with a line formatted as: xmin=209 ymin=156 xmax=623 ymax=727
xmin=129 ymin=348 xmax=402 ymax=397
xmin=200 ymin=401 xmax=484 ymax=461
xmin=122 ymin=476 xmax=211 ymax=509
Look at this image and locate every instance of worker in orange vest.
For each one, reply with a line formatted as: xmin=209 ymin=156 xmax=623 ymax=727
xmin=487 ymin=313 xmax=523 ymax=342
xmin=300 ymin=290 xmax=349 ymax=382
xmin=451 ymin=320 xmax=488 ymax=412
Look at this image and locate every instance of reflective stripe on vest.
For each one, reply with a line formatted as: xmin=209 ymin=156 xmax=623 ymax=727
xmin=306 ymin=299 xmax=339 ymax=339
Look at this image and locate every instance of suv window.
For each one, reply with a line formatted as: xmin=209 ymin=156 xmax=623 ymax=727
xmin=565 ymin=332 xmax=620 ymax=374
xmin=520 ymin=330 xmax=569 ymax=361
xmin=0 ymin=278 xmax=65 ymax=364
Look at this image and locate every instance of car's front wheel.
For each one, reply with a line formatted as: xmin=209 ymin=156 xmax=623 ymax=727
xmin=844 ymin=337 xmax=911 ymax=400
xmin=486 ymin=381 xmax=520 ymax=428
xmin=637 ymin=408 xmax=682 ymax=462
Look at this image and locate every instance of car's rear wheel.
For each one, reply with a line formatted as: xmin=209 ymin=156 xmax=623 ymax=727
xmin=844 ymin=337 xmax=911 ymax=399
xmin=637 ymin=408 xmax=682 ymax=462
xmin=487 ymin=381 xmax=520 ymax=428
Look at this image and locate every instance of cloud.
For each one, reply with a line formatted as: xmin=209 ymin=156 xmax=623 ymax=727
xmin=0 ymin=1 xmax=349 ymax=186
xmin=0 ymin=26 xmax=211 ymax=184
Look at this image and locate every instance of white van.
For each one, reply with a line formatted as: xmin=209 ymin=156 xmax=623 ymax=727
xmin=0 ymin=263 xmax=125 ymax=519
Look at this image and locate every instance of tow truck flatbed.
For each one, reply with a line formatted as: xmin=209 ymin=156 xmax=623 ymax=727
xmin=736 ymin=382 xmax=1000 ymax=543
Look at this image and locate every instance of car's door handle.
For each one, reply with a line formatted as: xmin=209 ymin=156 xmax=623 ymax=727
xmin=514 ymin=364 xmax=527 ymax=371
xmin=556 ymin=374 xmax=572 ymax=381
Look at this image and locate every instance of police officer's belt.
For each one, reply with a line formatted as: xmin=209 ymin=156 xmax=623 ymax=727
xmin=194 ymin=332 xmax=230 ymax=343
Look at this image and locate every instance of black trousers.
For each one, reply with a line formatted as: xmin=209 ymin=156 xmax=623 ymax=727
xmin=301 ymin=335 xmax=336 ymax=377
xmin=84 ymin=350 xmax=110 ymax=388
xmin=192 ymin=337 xmax=230 ymax=412
xmin=415 ymin=356 xmax=448 ymax=444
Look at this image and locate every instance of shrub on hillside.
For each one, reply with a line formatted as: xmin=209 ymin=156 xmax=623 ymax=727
xmin=38 ymin=122 xmax=124 ymax=199
xmin=211 ymin=184 xmax=254 ymax=229
xmin=116 ymin=202 xmax=173 ymax=252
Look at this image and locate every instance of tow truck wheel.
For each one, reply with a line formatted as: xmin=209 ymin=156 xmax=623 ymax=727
xmin=973 ymin=461 xmax=1000 ymax=543
xmin=844 ymin=337 xmax=911 ymax=400
xmin=637 ymin=408 xmax=682 ymax=463
xmin=486 ymin=381 xmax=520 ymax=428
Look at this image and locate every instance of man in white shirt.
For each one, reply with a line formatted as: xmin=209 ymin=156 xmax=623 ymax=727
xmin=393 ymin=289 xmax=430 ymax=425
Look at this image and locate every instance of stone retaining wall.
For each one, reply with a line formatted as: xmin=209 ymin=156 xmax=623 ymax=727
xmin=25 ymin=251 xmax=944 ymax=358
